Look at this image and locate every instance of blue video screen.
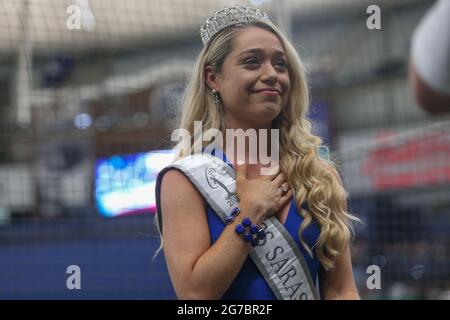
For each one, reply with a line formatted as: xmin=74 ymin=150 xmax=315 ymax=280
xmin=95 ymin=149 xmax=176 ymax=217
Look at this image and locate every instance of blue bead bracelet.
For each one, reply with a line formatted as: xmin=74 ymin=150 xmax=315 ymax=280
xmin=225 ymin=206 xmax=241 ymax=225
xmin=234 ymin=216 xmax=266 ymax=247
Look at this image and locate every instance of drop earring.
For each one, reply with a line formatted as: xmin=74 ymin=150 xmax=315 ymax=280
xmin=211 ymin=89 xmax=221 ymax=108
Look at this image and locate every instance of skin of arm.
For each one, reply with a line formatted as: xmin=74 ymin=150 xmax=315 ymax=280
xmin=318 ymin=163 xmax=360 ymax=300
xmin=409 ymin=61 xmax=450 ymax=115
xmin=160 ymin=169 xmax=260 ymax=299
xmin=319 ymin=244 xmax=360 ymax=300
xmin=409 ymin=1 xmax=450 ymax=115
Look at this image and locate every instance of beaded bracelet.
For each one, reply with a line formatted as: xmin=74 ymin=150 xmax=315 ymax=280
xmin=234 ymin=217 xmax=266 ymax=247
xmin=225 ymin=207 xmax=241 ymax=225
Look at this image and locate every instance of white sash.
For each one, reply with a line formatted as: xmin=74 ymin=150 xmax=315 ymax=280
xmin=155 ymin=153 xmax=319 ymax=300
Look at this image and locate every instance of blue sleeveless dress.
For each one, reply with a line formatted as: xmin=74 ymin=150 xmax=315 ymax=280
xmin=203 ymin=148 xmax=321 ymax=300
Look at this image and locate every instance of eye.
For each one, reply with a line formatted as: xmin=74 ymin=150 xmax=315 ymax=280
xmin=244 ymin=57 xmax=259 ymax=65
xmin=276 ymin=59 xmax=288 ymax=69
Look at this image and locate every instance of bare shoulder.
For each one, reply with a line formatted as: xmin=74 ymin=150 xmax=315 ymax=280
xmin=159 ymin=168 xmax=207 ymax=226
xmin=160 ymin=166 xmax=209 ymax=227
xmin=160 ymin=169 xmax=206 ymax=207
xmin=161 ymin=169 xmax=203 ymax=199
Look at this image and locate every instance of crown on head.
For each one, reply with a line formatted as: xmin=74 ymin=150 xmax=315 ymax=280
xmin=200 ymin=5 xmax=271 ymax=46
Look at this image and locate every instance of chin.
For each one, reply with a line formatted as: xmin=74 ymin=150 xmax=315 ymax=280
xmin=252 ymin=110 xmax=280 ymax=126
xmin=260 ymin=103 xmax=281 ymax=116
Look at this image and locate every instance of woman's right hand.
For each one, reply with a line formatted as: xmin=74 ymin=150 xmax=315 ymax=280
xmin=235 ymin=163 xmax=293 ymax=223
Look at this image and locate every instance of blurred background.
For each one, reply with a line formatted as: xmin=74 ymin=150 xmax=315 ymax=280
xmin=0 ymin=0 xmax=449 ymax=299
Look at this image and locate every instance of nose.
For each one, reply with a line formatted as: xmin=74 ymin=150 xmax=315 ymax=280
xmin=260 ymin=62 xmax=278 ymax=84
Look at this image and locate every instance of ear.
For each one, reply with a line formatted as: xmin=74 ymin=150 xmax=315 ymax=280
xmin=205 ymin=65 xmax=220 ymax=91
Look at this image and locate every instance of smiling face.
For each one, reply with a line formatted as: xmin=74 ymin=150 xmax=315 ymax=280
xmin=206 ymin=26 xmax=291 ymax=130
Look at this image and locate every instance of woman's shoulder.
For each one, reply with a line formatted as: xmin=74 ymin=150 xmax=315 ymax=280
xmin=160 ymin=167 xmax=196 ymax=192
xmin=160 ymin=168 xmax=206 ymax=207
xmin=160 ymin=167 xmax=186 ymax=185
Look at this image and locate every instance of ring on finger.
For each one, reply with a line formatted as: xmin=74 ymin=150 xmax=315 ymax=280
xmin=279 ymin=184 xmax=289 ymax=194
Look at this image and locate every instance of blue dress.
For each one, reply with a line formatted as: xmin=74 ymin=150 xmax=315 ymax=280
xmin=203 ymin=148 xmax=322 ymax=300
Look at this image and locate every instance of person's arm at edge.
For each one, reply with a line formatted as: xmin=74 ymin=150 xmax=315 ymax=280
xmin=409 ymin=60 xmax=450 ymax=115
xmin=409 ymin=0 xmax=450 ymax=115
xmin=319 ymin=163 xmax=360 ymax=300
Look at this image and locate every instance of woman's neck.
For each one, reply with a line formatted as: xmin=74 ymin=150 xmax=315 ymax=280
xmin=220 ymin=125 xmax=274 ymax=168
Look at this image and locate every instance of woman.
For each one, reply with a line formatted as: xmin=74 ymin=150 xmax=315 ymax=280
xmin=155 ymin=5 xmax=360 ymax=300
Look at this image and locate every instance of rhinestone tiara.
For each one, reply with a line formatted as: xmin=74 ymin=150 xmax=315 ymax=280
xmin=200 ymin=5 xmax=271 ymax=46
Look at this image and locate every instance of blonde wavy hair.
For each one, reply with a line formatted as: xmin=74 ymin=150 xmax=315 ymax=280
xmin=159 ymin=20 xmax=359 ymax=270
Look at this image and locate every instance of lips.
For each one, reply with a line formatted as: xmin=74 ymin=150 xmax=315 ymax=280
xmin=254 ymin=88 xmax=281 ymax=97
xmin=256 ymin=88 xmax=280 ymax=93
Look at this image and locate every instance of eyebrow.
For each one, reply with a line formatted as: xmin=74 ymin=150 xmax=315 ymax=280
xmin=236 ymin=48 xmax=286 ymax=58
